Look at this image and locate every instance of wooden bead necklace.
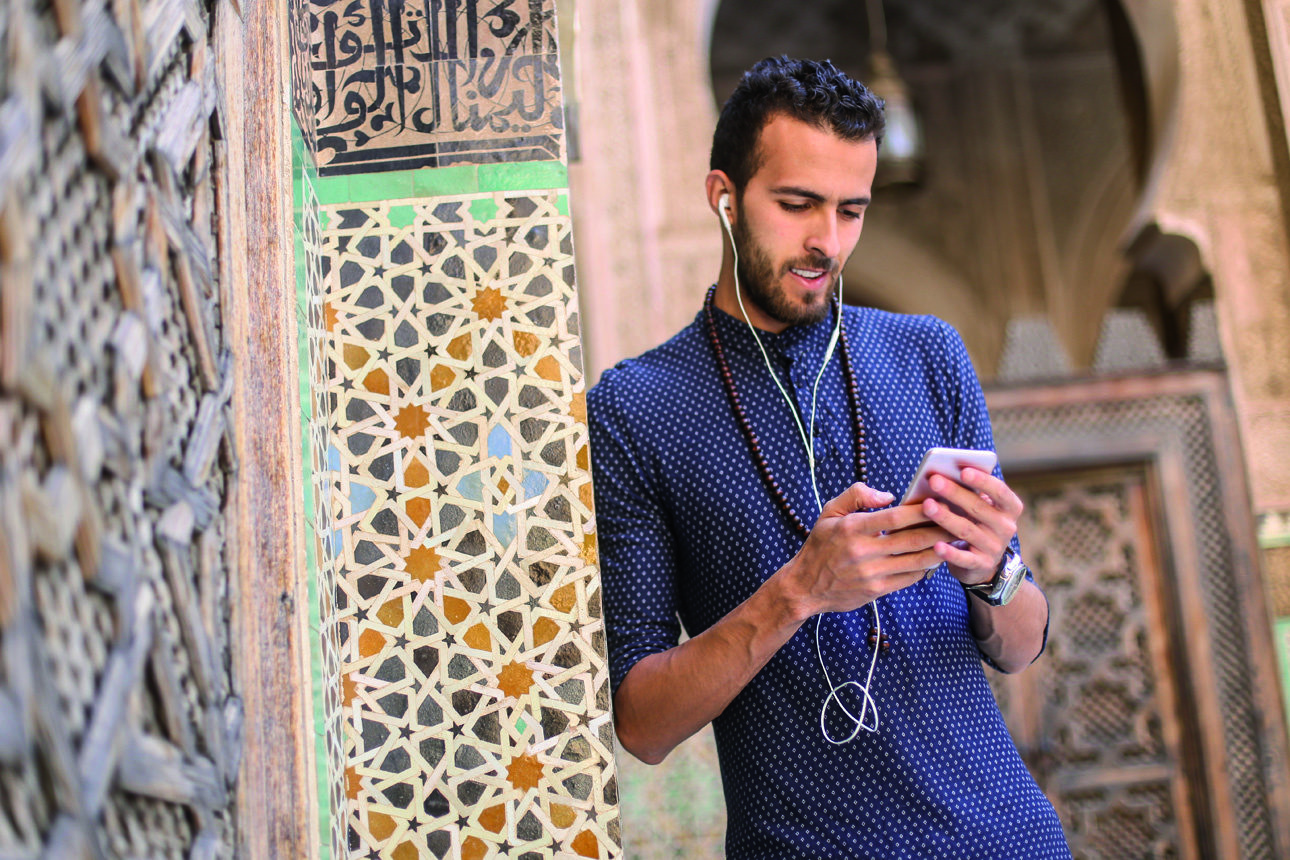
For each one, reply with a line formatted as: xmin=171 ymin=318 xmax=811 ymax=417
xmin=703 ymin=283 xmax=868 ymax=540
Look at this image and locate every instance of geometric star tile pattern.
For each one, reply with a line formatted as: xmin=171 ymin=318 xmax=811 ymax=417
xmin=321 ymin=188 xmax=621 ymax=858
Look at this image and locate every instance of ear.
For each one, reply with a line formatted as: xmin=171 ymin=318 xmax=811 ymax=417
xmin=705 ymin=171 xmax=735 ymax=221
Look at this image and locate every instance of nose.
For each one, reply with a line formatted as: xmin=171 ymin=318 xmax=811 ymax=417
xmin=806 ymin=211 xmax=842 ymax=260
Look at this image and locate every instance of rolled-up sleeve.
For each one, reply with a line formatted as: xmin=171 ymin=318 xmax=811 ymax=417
xmin=587 ymin=367 xmax=683 ymax=695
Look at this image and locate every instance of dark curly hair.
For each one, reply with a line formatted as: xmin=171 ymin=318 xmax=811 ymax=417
xmin=710 ymin=56 xmax=886 ymax=191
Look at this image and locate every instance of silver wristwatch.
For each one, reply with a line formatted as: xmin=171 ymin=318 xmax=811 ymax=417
xmin=963 ymin=546 xmax=1029 ymax=607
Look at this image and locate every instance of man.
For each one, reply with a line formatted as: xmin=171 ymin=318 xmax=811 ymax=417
xmin=587 ymin=57 xmax=1071 ymax=858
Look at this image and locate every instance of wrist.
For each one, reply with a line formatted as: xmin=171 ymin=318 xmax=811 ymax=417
xmin=954 ymin=564 xmax=995 ymax=587
xmin=963 ymin=547 xmax=1029 ymax=607
xmin=765 ymin=556 xmax=819 ymax=626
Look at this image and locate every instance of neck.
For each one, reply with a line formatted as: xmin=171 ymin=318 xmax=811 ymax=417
xmin=701 ymin=282 xmax=868 ymax=539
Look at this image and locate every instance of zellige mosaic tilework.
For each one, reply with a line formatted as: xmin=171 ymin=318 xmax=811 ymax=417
xmin=322 ymin=186 xmax=620 ymax=858
xmin=294 ymin=116 xmax=348 ymax=860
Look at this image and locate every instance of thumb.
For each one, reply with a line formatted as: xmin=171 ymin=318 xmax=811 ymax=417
xmin=820 ymin=482 xmax=894 ymax=518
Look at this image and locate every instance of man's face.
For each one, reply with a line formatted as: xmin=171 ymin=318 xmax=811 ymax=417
xmin=729 ymin=115 xmax=877 ymax=328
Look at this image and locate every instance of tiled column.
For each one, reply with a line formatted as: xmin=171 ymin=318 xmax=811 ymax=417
xmin=1264 ymin=512 xmax=1290 ymax=738
xmin=294 ymin=2 xmax=621 ymax=857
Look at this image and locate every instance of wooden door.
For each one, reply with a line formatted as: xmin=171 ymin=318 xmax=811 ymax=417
xmin=985 ymin=373 xmax=1290 ymax=859
xmin=992 ymin=466 xmax=1202 ymax=858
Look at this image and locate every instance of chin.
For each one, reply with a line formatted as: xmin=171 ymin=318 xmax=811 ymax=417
xmin=794 ymin=289 xmax=832 ymax=313
xmin=777 ymin=301 xmax=831 ymax=328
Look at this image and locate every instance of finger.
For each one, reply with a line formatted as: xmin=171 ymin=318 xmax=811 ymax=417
xmin=877 ymin=523 xmax=955 ymax=556
xmin=833 ymin=565 xmax=928 ymax=609
xmin=922 ymin=497 xmax=1003 ymax=560
xmin=927 ymin=475 xmax=1013 ymax=533
xmin=821 ymin=482 xmax=895 ymax=518
xmin=932 ymin=539 xmax=993 ymax=575
xmin=957 ymin=468 xmax=1024 ymax=518
xmin=856 ymin=502 xmax=939 ymax=534
xmin=882 ymin=567 xmax=930 ymax=596
xmin=875 ymin=546 xmax=949 ymax=578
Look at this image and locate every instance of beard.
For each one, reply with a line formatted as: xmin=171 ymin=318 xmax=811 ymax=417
xmin=731 ymin=214 xmax=839 ymax=328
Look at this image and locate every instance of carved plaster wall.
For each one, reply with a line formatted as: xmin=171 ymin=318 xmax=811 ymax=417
xmin=0 ymin=0 xmax=245 ymax=855
xmin=1137 ymin=0 xmax=1290 ymax=517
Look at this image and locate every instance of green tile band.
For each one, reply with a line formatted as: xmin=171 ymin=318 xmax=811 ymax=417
xmin=413 ymin=164 xmax=484 ymax=199
xmin=478 ymin=160 xmax=569 ymax=191
xmin=1278 ymin=618 xmax=1290 ymax=741
xmin=292 ymin=117 xmax=335 ymax=860
xmin=313 ymin=160 xmax=570 ymax=204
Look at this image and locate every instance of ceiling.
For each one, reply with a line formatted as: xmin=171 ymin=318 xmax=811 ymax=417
xmin=710 ymin=0 xmax=1110 ymax=102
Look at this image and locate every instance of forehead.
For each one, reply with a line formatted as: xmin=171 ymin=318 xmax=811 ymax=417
xmin=750 ymin=114 xmax=877 ymax=193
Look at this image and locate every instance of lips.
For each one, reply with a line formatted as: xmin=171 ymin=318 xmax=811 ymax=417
xmin=786 ymin=259 xmax=836 ymax=289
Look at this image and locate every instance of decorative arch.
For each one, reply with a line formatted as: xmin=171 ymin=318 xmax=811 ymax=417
xmin=1111 ymin=0 xmax=1183 ymax=234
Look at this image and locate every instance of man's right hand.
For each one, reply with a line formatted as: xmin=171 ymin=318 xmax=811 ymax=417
xmin=777 ymin=481 xmax=954 ymax=620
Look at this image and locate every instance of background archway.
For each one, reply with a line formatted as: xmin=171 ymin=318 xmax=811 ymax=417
xmin=707 ymin=0 xmax=1195 ymax=379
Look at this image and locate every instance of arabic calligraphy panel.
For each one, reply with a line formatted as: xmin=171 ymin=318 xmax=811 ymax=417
xmin=310 ymin=0 xmax=565 ymax=175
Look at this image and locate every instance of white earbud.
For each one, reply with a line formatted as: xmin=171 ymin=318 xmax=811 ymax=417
xmin=718 ymin=192 xmax=732 ymax=228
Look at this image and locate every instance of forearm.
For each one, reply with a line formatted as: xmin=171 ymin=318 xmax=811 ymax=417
xmin=612 ymin=570 xmax=809 ymax=765
xmin=967 ymin=578 xmax=1048 ymax=673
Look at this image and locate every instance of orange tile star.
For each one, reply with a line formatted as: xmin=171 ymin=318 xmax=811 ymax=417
xmin=394 ymin=403 xmax=430 ymax=438
xmin=496 ymin=661 xmax=535 ymax=698
xmin=506 ymin=752 xmax=544 ymax=792
xmin=472 ymin=285 xmax=506 ymax=321
xmin=404 ymin=546 xmax=440 ymax=582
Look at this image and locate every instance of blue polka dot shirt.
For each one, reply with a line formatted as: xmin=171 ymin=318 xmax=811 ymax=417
xmin=588 ymin=302 xmax=1072 ymax=859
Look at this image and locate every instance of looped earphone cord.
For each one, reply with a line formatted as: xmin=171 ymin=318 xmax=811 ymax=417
xmin=719 ymin=196 xmax=881 ymax=742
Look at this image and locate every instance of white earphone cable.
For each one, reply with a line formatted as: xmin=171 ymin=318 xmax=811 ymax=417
xmin=719 ymin=196 xmax=881 ymax=741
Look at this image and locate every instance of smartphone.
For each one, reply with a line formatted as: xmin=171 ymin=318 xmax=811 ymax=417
xmin=900 ymin=447 xmax=999 ymax=505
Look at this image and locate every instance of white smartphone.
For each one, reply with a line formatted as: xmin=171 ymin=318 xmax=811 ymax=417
xmin=900 ymin=447 xmax=999 ymax=505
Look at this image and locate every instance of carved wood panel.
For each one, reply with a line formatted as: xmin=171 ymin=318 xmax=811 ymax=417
xmin=994 ymin=467 xmax=1199 ymax=858
xmin=988 ymin=373 xmax=1290 ymax=859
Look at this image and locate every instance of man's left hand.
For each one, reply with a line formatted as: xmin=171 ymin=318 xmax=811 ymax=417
xmin=920 ymin=467 xmax=1024 ymax=586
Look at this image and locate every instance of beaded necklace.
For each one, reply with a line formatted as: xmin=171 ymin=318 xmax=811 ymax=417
xmin=703 ymin=283 xmax=868 ymax=539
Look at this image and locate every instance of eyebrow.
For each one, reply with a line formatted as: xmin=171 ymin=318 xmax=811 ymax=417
xmin=770 ymin=185 xmax=871 ymax=207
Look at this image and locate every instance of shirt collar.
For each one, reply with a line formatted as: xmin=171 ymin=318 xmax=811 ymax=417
xmin=703 ymin=297 xmax=840 ymax=366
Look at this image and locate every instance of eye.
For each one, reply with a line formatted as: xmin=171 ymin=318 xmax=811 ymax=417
xmin=839 ymin=209 xmax=864 ymax=221
xmin=779 ymin=201 xmax=810 ymax=212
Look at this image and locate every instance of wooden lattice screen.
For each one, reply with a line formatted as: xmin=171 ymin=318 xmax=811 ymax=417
xmin=988 ymin=373 xmax=1290 ymax=858
xmin=0 ymin=0 xmax=244 ymax=855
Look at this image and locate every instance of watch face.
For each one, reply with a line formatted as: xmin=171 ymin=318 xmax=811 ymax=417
xmin=996 ymin=554 xmax=1028 ymax=606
